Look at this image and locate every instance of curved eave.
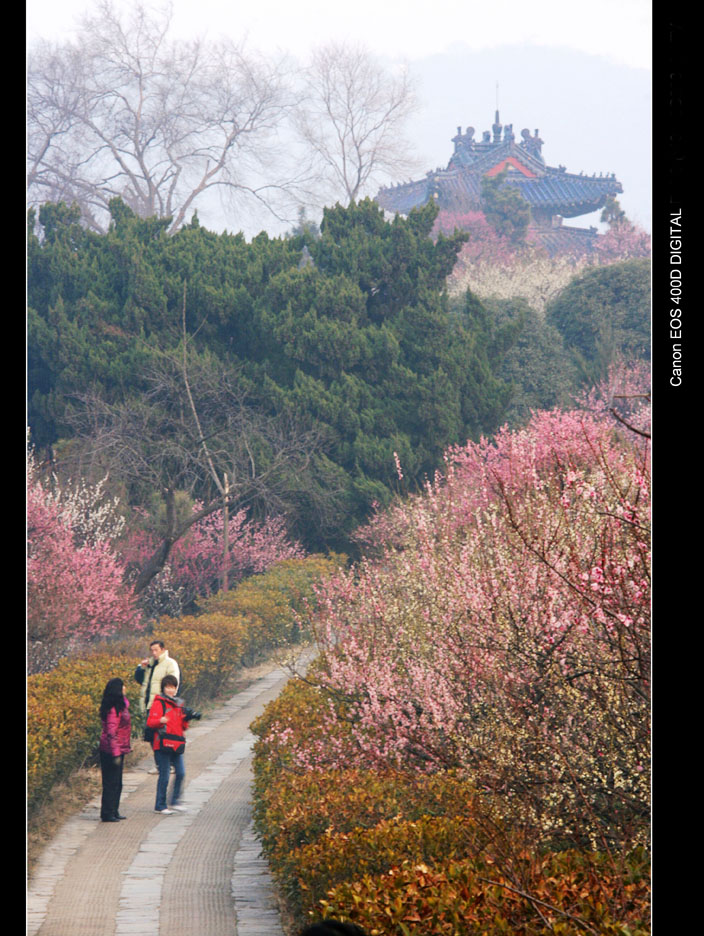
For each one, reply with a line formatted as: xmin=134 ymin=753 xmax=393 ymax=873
xmin=513 ymin=175 xmax=623 ymax=217
xmin=375 ymin=179 xmax=429 ymax=215
xmin=376 ymin=169 xmax=624 ymax=220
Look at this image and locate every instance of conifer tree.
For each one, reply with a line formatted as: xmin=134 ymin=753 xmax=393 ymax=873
xmin=480 ymin=168 xmax=531 ymax=245
xmin=28 ymin=197 xmax=514 ymax=549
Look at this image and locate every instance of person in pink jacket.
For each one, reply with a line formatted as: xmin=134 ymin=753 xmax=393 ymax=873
xmin=99 ymin=678 xmax=132 ymax=822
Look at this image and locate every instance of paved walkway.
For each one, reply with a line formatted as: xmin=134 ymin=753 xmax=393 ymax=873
xmin=28 ymin=653 xmax=310 ymax=936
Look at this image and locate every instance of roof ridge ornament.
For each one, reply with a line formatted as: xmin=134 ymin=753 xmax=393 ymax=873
xmin=492 ymin=109 xmax=502 ymax=143
xmin=520 ymin=127 xmax=544 ymax=159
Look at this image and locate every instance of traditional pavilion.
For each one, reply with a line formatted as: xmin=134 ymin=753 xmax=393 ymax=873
xmin=375 ymin=112 xmax=623 ymax=256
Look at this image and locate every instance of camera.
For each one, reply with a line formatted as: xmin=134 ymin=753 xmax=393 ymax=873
xmin=173 ymin=697 xmax=202 ymax=721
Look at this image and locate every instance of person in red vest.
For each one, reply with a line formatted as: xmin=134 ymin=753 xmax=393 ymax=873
xmin=146 ymin=674 xmax=200 ymax=814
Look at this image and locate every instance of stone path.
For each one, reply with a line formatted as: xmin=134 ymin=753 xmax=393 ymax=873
xmin=28 ymin=653 xmax=310 ymax=936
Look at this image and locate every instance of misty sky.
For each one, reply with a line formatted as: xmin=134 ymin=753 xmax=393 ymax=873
xmin=26 ymin=0 xmax=652 ymax=69
xmin=26 ymin=0 xmax=652 ymax=236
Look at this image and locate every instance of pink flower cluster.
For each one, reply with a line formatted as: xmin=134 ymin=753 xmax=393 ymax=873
xmin=120 ymin=504 xmax=304 ymax=606
xmin=280 ymin=367 xmax=650 ymax=848
xmin=27 ymin=469 xmax=137 ymax=641
xmin=594 ymin=223 xmax=651 ymax=262
xmin=432 ymin=210 xmax=536 ymax=267
xmin=434 ymin=209 xmax=650 ymax=283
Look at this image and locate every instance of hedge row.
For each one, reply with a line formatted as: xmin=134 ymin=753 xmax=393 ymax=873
xmin=27 ymin=554 xmax=344 ymax=813
xmin=27 ymin=653 xmax=141 ymax=811
xmin=319 ymin=849 xmax=651 ymax=936
xmin=250 ymin=676 xmax=651 ymax=936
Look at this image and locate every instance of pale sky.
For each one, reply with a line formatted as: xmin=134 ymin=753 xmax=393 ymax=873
xmin=27 ymin=0 xmax=651 ymax=71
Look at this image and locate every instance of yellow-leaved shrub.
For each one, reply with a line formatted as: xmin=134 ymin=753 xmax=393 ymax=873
xmin=319 ymin=849 xmax=651 ymax=936
xmin=251 ymin=674 xmax=651 ymax=936
xmin=201 ymin=554 xmax=346 ymax=651
xmin=27 ymin=653 xmax=138 ymax=809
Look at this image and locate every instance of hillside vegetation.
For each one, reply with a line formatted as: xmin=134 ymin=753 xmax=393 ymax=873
xmin=29 ymin=198 xmax=512 ymax=553
xmin=27 ymin=193 xmax=650 ymax=933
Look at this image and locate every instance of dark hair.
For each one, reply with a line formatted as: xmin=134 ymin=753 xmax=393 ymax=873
xmin=161 ymin=674 xmax=178 ymax=692
xmin=298 ymin=924 xmax=368 ymax=936
xmin=150 ymin=640 xmax=165 ymax=649
xmin=100 ymin=678 xmax=126 ymax=721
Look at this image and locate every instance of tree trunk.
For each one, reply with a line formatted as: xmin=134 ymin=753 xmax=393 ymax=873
xmin=131 ymin=488 xmax=177 ymax=597
xmin=222 ymin=473 xmax=230 ymax=593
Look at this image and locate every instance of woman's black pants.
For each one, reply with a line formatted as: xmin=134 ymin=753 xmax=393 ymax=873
xmin=100 ymin=752 xmax=124 ymax=820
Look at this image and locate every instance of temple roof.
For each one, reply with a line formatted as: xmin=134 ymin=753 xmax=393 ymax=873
xmin=376 ymin=114 xmax=623 ymax=223
xmin=533 ymin=224 xmax=602 ymax=258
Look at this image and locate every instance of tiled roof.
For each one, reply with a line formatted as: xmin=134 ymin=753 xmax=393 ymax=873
xmin=375 ymin=121 xmax=623 ymax=222
xmin=376 ymin=167 xmax=622 ymax=218
xmin=376 ymin=177 xmax=429 ymax=215
xmin=531 ymin=225 xmax=601 ymax=258
xmin=515 ymin=171 xmax=623 ymax=217
xmin=436 ymin=173 xmax=482 ymax=210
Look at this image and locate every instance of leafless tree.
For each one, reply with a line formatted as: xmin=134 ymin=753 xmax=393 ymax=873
xmin=27 ymin=41 xmax=96 ymax=220
xmin=27 ymin=1 xmax=303 ymax=233
xmin=293 ymin=40 xmax=421 ymax=208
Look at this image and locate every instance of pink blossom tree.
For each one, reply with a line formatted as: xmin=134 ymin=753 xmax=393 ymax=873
xmin=120 ymin=502 xmax=304 ymax=615
xmin=432 ymin=209 xmax=539 ymax=267
xmin=169 ymin=505 xmax=304 ymax=600
xmin=596 ymin=197 xmax=651 ymax=262
xmin=279 ymin=369 xmax=650 ymax=852
xmin=27 ymin=451 xmax=137 ymax=647
xmin=594 ymin=221 xmax=651 ymax=263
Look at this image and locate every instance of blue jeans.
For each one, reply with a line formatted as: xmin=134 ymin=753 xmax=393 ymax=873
xmin=154 ymin=747 xmax=185 ymax=811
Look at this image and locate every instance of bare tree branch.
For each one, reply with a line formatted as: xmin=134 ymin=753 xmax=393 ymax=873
xmin=292 ymin=40 xmax=421 ymax=207
xmin=609 ymin=406 xmax=651 ymax=439
xmin=27 ymin=0 xmax=300 ymax=233
xmin=179 ymin=281 xmax=224 ymax=496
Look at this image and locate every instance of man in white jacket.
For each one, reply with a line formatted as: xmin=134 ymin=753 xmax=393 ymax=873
xmin=135 ymin=640 xmax=181 ymax=715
